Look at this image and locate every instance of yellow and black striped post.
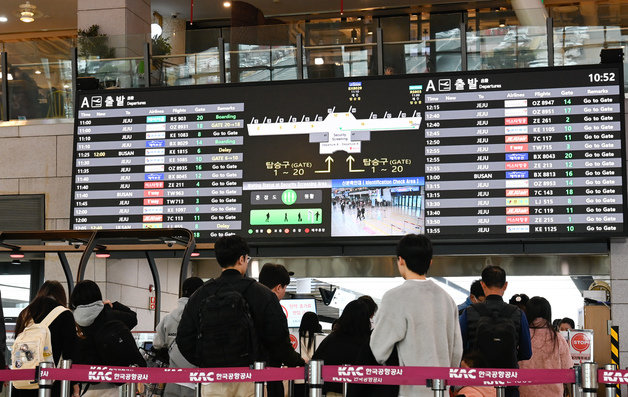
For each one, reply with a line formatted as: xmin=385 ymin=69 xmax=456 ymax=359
xmin=611 ymin=326 xmax=621 ymax=397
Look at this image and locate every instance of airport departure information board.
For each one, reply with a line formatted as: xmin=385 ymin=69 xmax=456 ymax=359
xmin=71 ymin=65 xmax=627 ymax=243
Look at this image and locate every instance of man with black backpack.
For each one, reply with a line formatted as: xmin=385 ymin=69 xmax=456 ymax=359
xmin=459 ymin=265 xmax=532 ymax=397
xmin=177 ymin=235 xmax=304 ymax=397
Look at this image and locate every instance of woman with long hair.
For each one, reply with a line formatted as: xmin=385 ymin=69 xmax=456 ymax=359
xmin=299 ymin=311 xmax=322 ymax=360
xmin=13 ymin=281 xmax=78 ymax=397
xmin=312 ymin=300 xmax=372 ymax=397
xmin=518 ymin=296 xmax=573 ymax=397
xmin=293 ymin=312 xmax=322 ymax=396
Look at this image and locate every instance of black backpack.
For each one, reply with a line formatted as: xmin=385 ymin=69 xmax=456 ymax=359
xmin=471 ymin=304 xmax=519 ymax=368
xmin=92 ymin=319 xmax=147 ymax=367
xmin=196 ymin=279 xmax=258 ymax=367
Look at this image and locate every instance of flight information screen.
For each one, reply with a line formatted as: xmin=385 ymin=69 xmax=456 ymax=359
xmin=71 ymin=65 xmax=626 ymax=243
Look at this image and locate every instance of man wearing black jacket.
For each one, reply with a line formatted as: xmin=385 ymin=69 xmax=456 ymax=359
xmin=259 ymin=263 xmax=303 ymax=397
xmin=177 ymin=235 xmax=304 ymax=397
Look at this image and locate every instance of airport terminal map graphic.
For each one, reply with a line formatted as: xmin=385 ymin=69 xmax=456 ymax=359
xmin=71 ymin=65 xmax=626 ymax=243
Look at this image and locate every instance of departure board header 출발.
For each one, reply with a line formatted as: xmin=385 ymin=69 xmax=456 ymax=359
xmin=71 ymin=65 xmax=627 ymax=243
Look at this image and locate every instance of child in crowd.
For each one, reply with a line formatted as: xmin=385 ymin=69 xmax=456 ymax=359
xmin=451 ymin=352 xmax=496 ymax=397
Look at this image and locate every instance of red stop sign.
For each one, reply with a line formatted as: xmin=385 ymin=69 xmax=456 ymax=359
xmin=571 ymin=332 xmax=591 ymax=353
xmin=290 ymin=334 xmax=298 ymax=350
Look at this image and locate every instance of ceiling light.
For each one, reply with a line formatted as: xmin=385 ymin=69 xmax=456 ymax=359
xmin=10 ymin=250 xmax=24 ymax=259
xmin=150 ymin=23 xmax=162 ymax=39
xmin=34 ymin=70 xmax=41 ymax=75
xmin=11 ymin=259 xmax=21 ymax=266
xmin=0 ymin=16 xmax=8 ymax=23
xmin=191 ymin=251 xmax=200 ymax=257
xmin=95 ymin=251 xmax=110 ymax=258
xmin=7 ymin=73 xmax=13 ymax=80
xmin=20 ymin=11 xmax=34 ymax=23
xmin=314 ymin=57 xmax=324 ymax=65
xmin=151 ymin=11 xmax=163 ymax=39
xmin=19 ymin=2 xmax=37 ymax=23
xmin=499 ymin=19 xmax=506 ymax=27
xmin=223 ymin=1 xmax=231 ymax=7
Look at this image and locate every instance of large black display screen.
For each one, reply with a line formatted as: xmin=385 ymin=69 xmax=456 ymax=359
xmin=71 ymin=65 xmax=626 ymax=243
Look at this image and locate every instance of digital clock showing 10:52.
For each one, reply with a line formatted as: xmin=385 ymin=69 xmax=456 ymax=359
xmin=71 ymin=64 xmax=626 ymax=243
xmin=589 ymin=72 xmax=616 ymax=82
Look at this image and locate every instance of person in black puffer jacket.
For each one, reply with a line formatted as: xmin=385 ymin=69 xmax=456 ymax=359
xmin=70 ymin=280 xmax=146 ymax=397
xmin=13 ymin=281 xmax=78 ymax=397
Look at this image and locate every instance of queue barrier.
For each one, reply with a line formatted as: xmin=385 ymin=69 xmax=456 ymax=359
xmin=0 ymin=368 xmax=36 ymax=381
xmin=322 ymin=365 xmax=576 ymax=386
xmin=1 ymin=361 xmax=623 ymax=397
xmin=40 ymin=364 xmax=304 ymax=383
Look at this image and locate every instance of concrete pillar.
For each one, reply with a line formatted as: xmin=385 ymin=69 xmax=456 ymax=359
xmin=511 ymin=0 xmax=548 ymax=26
xmin=77 ymin=0 xmax=151 ymax=57
xmin=579 ymin=1 xmax=599 ymax=26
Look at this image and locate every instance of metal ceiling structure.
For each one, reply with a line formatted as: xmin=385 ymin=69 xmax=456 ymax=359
xmin=0 ymin=228 xmax=203 ymax=329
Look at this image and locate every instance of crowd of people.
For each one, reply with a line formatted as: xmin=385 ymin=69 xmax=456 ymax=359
xmin=335 ymin=198 xmax=370 ymax=221
xmin=11 ymin=279 xmax=146 ymax=397
xmin=7 ymin=233 xmax=579 ymax=397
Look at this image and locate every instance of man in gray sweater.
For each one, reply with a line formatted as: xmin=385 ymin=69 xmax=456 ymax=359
xmin=370 ymin=234 xmax=463 ymax=397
